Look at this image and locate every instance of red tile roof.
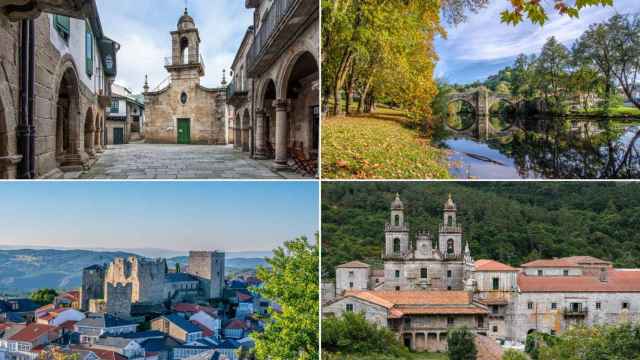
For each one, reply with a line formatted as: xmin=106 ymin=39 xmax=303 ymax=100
xmin=173 ymin=303 xmax=217 ymax=317
xmin=340 ymin=291 xmax=488 ymax=316
xmin=336 ymin=261 xmax=370 ymax=268
xmin=561 ymin=256 xmax=612 ymax=266
xmin=8 ymin=323 xmax=58 ymax=343
xmin=475 ymin=260 xmax=518 ymax=272
xmin=395 ymin=306 xmax=488 ymax=315
xmin=225 ymin=319 xmax=247 ymax=330
xmin=190 ymin=320 xmax=214 ymax=337
xmin=518 ymin=270 xmax=640 ymax=292
xmin=236 ymin=292 xmax=253 ymax=302
xmin=521 ymin=259 xmax=581 ymax=268
xmin=88 ymin=349 xmax=128 ymax=360
xmin=59 ymin=320 xmax=77 ymax=331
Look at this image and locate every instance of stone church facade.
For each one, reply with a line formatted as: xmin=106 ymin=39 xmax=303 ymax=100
xmin=323 ymin=193 xmax=640 ymax=352
xmin=227 ymin=0 xmax=319 ymax=173
xmin=80 ymin=251 xmax=225 ymax=318
xmin=143 ymin=9 xmax=227 ymax=145
xmin=0 ymin=0 xmax=118 ymax=179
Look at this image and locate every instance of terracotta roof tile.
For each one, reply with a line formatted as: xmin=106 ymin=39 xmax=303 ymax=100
xmin=190 ymin=320 xmax=214 ymax=337
xmin=475 ymin=260 xmax=519 ymax=272
xmin=8 ymin=323 xmax=58 ymax=342
xmin=88 ymin=348 xmax=128 ymax=360
xmin=521 ymin=259 xmax=581 ymax=268
xmin=225 ymin=319 xmax=247 ymax=330
xmin=518 ymin=270 xmax=640 ymax=292
xmin=395 ymin=306 xmax=488 ymax=315
xmin=561 ymin=256 xmax=612 ymax=265
xmin=337 ymin=261 xmax=370 ymax=268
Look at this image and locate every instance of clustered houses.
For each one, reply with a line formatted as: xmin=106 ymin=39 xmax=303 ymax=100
xmin=322 ymin=193 xmax=640 ymax=352
xmin=0 ymin=255 xmax=270 ymax=360
xmin=227 ymin=0 xmax=319 ymax=176
xmin=0 ymin=0 xmax=119 ymax=179
xmin=107 ymin=84 xmax=144 ymax=145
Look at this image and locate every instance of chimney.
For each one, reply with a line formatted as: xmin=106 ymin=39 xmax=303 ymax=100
xmin=599 ymin=267 xmax=608 ymax=282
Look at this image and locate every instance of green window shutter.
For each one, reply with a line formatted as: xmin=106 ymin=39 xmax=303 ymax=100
xmin=85 ymin=24 xmax=94 ymax=78
xmin=54 ymin=15 xmax=70 ymax=40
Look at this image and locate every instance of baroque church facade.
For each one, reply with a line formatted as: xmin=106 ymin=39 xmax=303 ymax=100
xmin=143 ymin=9 xmax=228 ymax=145
xmin=323 ymin=194 xmax=640 ymax=353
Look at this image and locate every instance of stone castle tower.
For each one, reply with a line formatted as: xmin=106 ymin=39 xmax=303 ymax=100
xmin=188 ymin=251 xmax=225 ymax=299
xmin=143 ymin=7 xmax=228 ymax=145
xmin=382 ymin=194 xmax=474 ymax=291
xmin=80 ymin=264 xmax=106 ymax=311
xmin=104 ymin=256 xmax=167 ymax=305
xmin=105 ymin=282 xmax=133 ymax=318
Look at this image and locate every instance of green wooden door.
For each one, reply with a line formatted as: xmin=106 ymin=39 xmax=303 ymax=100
xmin=177 ymin=118 xmax=190 ymax=144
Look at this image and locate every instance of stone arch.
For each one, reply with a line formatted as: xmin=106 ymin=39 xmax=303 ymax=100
xmin=242 ymin=108 xmax=250 ymax=152
xmin=278 ymin=50 xmax=319 ymax=161
xmin=52 ymin=57 xmax=82 ymax=168
xmin=447 ymin=98 xmax=477 ymax=115
xmin=234 ymin=111 xmax=241 ymax=149
xmin=446 ymin=97 xmax=477 ymax=132
xmin=84 ymin=106 xmax=95 ymax=156
xmin=180 ymin=37 xmax=189 ymax=64
xmin=259 ymin=79 xmax=277 ymax=155
xmin=94 ymin=115 xmax=101 ymax=151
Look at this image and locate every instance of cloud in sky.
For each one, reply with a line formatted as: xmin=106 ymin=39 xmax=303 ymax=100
xmin=435 ymin=0 xmax=640 ymax=84
xmin=96 ymin=0 xmax=252 ymax=93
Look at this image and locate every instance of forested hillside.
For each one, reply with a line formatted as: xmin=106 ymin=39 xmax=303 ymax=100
xmin=322 ymin=182 xmax=640 ymax=278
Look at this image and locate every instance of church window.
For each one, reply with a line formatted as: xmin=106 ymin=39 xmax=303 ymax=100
xmin=492 ymin=277 xmax=499 ymax=290
xmin=395 ymin=214 xmax=400 ymax=226
xmin=393 ymin=238 xmax=401 ymax=253
xmin=447 ymin=239 xmax=454 ymax=254
xmin=596 ymin=302 xmax=601 ymax=310
xmin=420 ymin=268 xmax=428 ymax=279
xmin=395 ymin=270 xmax=400 ymax=278
xmin=180 ymin=92 xmax=188 ymax=105
xmin=528 ymin=302 xmax=534 ymax=310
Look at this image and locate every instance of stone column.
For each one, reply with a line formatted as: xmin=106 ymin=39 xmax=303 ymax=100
xmin=273 ymin=99 xmax=289 ymax=169
xmin=254 ymin=109 xmax=266 ymax=159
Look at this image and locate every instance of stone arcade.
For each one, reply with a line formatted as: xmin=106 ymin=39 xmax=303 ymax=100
xmin=323 ymin=194 xmax=640 ymax=352
xmin=143 ymin=8 xmax=227 ymax=145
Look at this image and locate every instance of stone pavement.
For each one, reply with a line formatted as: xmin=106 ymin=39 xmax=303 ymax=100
xmin=76 ymin=144 xmax=307 ymax=179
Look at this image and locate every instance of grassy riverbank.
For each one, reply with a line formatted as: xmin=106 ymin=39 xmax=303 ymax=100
xmin=572 ymin=105 xmax=640 ymax=118
xmin=321 ymin=108 xmax=450 ymax=179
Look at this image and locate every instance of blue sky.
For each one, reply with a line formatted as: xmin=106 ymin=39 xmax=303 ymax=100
xmin=435 ymin=0 xmax=640 ymax=84
xmin=0 ymin=182 xmax=319 ymax=252
xmin=96 ymin=0 xmax=252 ymax=92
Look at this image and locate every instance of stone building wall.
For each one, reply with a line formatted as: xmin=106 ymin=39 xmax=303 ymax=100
xmin=105 ymin=282 xmax=132 ymax=318
xmin=144 ymin=78 xmax=226 ymax=145
xmin=81 ymin=265 xmax=106 ymax=311
xmin=508 ymin=291 xmax=640 ymax=342
xmin=187 ymin=251 xmax=225 ymax=299
xmin=104 ymin=257 xmax=166 ymax=305
xmin=523 ymin=267 xmax=582 ymax=276
xmin=336 ymin=267 xmax=369 ymax=295
xmin=322 ymin=297 xmax=388 ymax=328
xmin=321 ymin=281 xmax=336 ymax=304
xmin=0 ymin=12 xmax=109 ymax=179
xmin=383 ymin=260 xmax=465 ymax=291
xmin=474 ymin=271 xmax=518 ymax=292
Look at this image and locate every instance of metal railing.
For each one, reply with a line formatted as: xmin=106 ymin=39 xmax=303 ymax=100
xmin=246 ymin=0 xmax=297 ymax=71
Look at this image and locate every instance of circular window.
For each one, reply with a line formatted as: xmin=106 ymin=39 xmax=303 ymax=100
xmin=180 ymin=92 xmax=188 ymax=104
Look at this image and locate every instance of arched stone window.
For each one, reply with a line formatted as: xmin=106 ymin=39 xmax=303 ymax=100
xmin=447 ymin=239 xmax=455 ymax=254
xmin=395 ymin=214 xmax=400 ymax=226
xmin=393 ymin=238 xmax=401 ymax=253
xmin=180 ymin=37 xmax=189 ymax=64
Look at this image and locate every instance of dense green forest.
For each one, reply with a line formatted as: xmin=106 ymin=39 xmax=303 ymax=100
xmin=322 ymin=182 xmax=640 ymax=278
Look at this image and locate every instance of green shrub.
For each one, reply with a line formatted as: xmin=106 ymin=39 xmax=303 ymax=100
xmin=447 ymin=327 xmax=477 ymax=360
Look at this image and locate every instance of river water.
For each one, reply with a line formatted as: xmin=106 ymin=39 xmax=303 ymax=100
xmin=438 ymin=115 xmax=640 ymax=179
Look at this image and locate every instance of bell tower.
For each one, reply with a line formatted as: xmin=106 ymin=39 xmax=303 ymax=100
xmin=438 ymin=194 xmax=463 ymax=259
xmin=165 ymin=7 xmax=204 ymax=80
xmin=384 ymin=193 xmax=410 ymax=258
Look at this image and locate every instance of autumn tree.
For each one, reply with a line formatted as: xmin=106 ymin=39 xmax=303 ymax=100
xmin=251 ymin=236 xmax=318 ymax=360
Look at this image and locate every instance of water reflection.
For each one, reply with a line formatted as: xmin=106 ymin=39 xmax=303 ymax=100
xmin=439 ymin=115 xmax=640 ymax=179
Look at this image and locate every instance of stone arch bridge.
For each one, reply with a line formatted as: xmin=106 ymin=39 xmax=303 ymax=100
xmin=446 ymin=88 xmax=520 ymax=137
